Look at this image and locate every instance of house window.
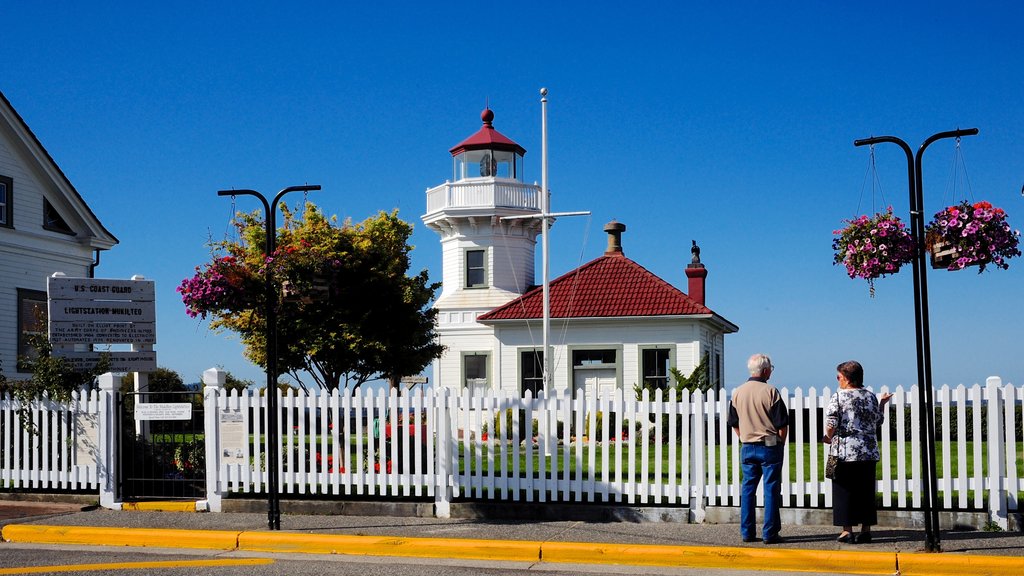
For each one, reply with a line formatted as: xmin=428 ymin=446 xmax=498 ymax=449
xmin=0 ymin=175 xmax=12 ymax=227
xmin=463 ymin=352 xmax=489 ymax=393
xmin=714 ymin=352 xmax=723 ymax=391
xmin=465 ymin=249 xmax=486 ymax=288
xmin=641 ymin=348 xmax=672 ymax=390
xmin=17 ymin=289 xmax=47 ymax=370
xmin=43 ymin=199 xmax=74 ymax=234
xmin=520 ymin=350 xmax=543 ymax=397
xmin=573 ymin=349 xmax=616 ymax=366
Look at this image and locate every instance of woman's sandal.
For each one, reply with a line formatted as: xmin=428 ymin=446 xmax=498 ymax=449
xmin=836 ymin=532 xmax=853 ymax=543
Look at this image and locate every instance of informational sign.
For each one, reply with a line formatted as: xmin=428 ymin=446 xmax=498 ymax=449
xmin=59 ymin=351 xmax=157 ymax=373
xmin=49 ymin=321 xmax=156 ymax=344
xmin=48 ymin=300 xmax=156 ymax=323
xmin=47 ymin=276 xmax=158 ymax=372
xmin=73 ymin=412 xmax=99 ymax=466
xmin=47 ymin=278 xmax=155 ymax=301
xmin=400 ymin=376 xmax=428 ymax=384
xmin=135 ymin=402 xmax=193 ymax=421
xmin=220 ymin=411 xmax=248 ymax=466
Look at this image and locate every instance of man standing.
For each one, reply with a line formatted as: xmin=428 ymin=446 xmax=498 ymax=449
xmin=728 ymin=353 xmax=789 ymax=544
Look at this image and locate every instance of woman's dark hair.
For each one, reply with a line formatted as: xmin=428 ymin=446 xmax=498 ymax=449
xmin=836 ymin=360 xmax=864 ymax=388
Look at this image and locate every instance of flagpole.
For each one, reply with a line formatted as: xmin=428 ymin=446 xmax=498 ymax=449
xmin=540 ymin=87 xmax=551 ymax=389
xmin=501 ymin=89 xmax=588 ymax=397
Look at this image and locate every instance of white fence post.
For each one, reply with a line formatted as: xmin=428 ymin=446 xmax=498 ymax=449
xmin=96 ymin=372 xmax=121 ymax=510
xmin=689 ymin=389 xmax=707 ymax=522
xmin=434 ymin=387 xmax=452 ymax=518
xmin=985 ymin=376 xmax=1008 ymax=530
xmin=201 ymin=368 xmax=225 ymax=512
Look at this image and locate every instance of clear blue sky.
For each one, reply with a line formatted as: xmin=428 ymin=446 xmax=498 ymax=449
xmin=3 ymin=2 xmax=1021 ymax=390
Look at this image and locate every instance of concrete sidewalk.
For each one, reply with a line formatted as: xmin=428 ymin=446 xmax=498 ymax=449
xmin=1 ymin=499 xmax=1021 ymax=576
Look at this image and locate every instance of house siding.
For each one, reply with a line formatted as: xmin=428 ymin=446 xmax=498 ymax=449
xmin=490 ymin=319 xmax=706 ymax=396
xmin=0 ymin=93 xmax=113 ymax=379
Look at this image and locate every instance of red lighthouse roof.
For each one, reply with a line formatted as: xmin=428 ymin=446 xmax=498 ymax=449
xmin=449 ymin=108 xmax=527 ymax=157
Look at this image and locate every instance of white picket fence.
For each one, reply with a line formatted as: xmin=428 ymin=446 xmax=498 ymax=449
xmin=2 ymin=372 xmax=1021 ymax=528
xmin=0 ymin=389 xmax=104 ymax=491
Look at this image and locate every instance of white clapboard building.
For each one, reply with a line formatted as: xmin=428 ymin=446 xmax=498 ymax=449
xmin=422 ymin=108 xmax=737 ymax=397
xmin=0 ymin=90 xmax=117 ymax=378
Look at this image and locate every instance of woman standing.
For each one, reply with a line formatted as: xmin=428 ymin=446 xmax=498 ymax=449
xmin=823 ymin=361 xmax=892 ymax=543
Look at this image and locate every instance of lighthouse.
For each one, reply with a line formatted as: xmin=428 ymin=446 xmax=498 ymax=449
xmin=422 ymin=108 xmax=545 ymax=393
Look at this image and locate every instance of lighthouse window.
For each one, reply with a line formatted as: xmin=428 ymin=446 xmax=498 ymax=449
xmin=463 ymin=352 xmax=490 ymax=393
xmin=466 ymin=249 xmax=486 ymax=288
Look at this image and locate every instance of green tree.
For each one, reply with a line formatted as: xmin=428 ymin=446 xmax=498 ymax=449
xmin=179 ymin=202 xmax=444 ymax=391
xmin=2 ymin=334 xmax=110 ymax=432
xmin=670 ymin=352 xmax=714 ymax=394
xmin=223 ymin=370 xmax=254 ymax=394
xmin=633 ymin=352 xmax=714 ymax=401
xmin=120 ymin=367 xmax=187 ymax=396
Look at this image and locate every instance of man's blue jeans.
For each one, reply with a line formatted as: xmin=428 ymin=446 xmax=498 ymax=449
xmin=740 ymin=442 xmax=784 ymax=541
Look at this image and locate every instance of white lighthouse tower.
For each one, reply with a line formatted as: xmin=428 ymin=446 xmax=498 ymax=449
xmin=422 ymin=108 xmax=544 ymax=393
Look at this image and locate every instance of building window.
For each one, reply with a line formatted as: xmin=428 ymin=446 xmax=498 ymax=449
xmin=463 ymin=352 xmax=489 ymax=393
xmin=573 ymin=349 xmax=616 ymax=366
xmin=641 ymin=348 xmax=671 ymax=390
xmin=17 ymin=289 xmax=47 ymax=371
xmin=43 ymin=199 xmax=74 ymax=234
xmin=465 ymin=249 xmax=486 ymax=288
xmin=714 ymin=352 xmax=723 ymax=391
xmin=0 ymin=175 xmax=12 ymax=227
xmin=520 ymin=350 xmax=543 ymax=397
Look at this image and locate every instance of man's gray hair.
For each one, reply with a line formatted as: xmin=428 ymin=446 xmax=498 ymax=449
xmin=747 ymin=353 xmax=773 ymax=377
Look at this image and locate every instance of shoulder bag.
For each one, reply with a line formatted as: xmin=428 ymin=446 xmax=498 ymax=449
xmin=825 ymin=394 xmax=842 ymax=480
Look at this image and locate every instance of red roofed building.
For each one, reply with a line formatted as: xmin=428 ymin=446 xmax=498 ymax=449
xmin=422 ymin=109 xmax=736 ymax=397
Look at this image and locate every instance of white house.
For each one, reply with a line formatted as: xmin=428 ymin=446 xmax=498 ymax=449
xmin=422 ymin=108 xmax=737 ymax=397
xmin=0 ymin=90 xmax=117 ymax=378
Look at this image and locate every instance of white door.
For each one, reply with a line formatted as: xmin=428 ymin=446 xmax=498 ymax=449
xmin=573 ymin=368 xmax=616 ymax=402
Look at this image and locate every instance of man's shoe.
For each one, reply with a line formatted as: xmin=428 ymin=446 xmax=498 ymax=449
xmin=763 ymin=535 xmax=785 ymax=544
xmin=742 ymin=536 xmax=758 ymax=543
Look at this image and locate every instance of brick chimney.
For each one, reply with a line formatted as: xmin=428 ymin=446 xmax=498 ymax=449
xmin=685 ymin=240 xmax=707 ymax=306
xmin=603 ymin=220 xmax=626 ymax=257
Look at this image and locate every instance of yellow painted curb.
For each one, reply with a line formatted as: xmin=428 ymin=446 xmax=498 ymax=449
xmin=1 ymin=525 xmax=239 ymax=551
xmin=898 ymin=552 xmax=1023 ymax=576
xmin=238 ymin=532 xmax=541 ymax=562
xmin=122 ymin=501 xmax=198 ymax=513
xmin=541 ymin=542 xmax=897 ymax=574
xmin=3 ymin=523 xmax=1019 ymax=576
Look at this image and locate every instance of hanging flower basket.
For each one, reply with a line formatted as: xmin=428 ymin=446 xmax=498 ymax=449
xmin=177 ymin=255 xmax=261 ymax=318
xmin=924 ymin=200 xmax=1021 ymax=273
xmin=832 ymin=207 xmax=916 ymax=296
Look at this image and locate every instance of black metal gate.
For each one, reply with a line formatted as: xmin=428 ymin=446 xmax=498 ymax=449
xmin=119 ymin=390 xmax=206 ymax=500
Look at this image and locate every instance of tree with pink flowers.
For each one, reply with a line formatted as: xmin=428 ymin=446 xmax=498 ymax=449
xmin=179 ymin=203 xmax=443 ymax=391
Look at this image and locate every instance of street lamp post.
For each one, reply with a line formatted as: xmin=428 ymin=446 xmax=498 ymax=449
xmin=853 ymin=129 xmax=977 ymax=552
xmin=218 ymin=184 xmax=321 ymax=530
